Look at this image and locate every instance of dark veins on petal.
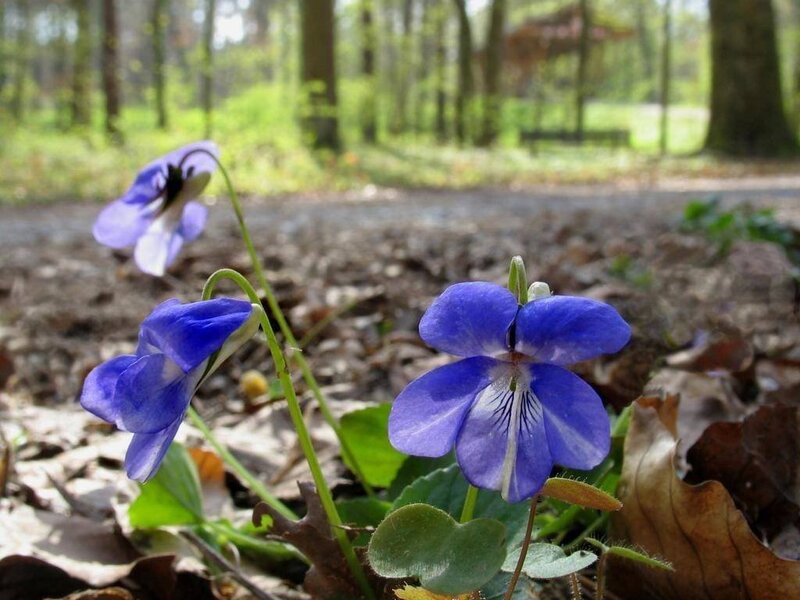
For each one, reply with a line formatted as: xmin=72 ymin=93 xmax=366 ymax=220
xmin=489 ymin=385 xmax=542 ymax=435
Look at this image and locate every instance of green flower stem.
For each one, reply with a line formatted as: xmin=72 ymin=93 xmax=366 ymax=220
xmin=563 ymin=513 xmax=609 ymax=553
xmin=505 ymin=494 xmax=540 ymax=600
xmin=460 ymin=484 xmax=479 ymax=523
xmin=203 ymin=268 xmax=376 ymax=600
xmin=201 ymin=152 xmax=374 ymax=497
xmin=186 ymin=407 xmax=297 ymax=520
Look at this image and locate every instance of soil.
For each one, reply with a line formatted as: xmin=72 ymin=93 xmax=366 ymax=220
xmin=1 ymin=178 xmax=800 ymax=597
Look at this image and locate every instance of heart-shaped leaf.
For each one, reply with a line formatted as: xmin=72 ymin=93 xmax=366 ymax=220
xmin=340 ymin=404 xmax=407 ymax=488
xmin=368 ymin=503 xmax=506 ymax=595
xmin=392 ymin=464 xmax=529 ymax=549
xmin=502 ymin=543 xmax=596 ymax=579
xmin=541 ymin=477 xmax=622 ymax=511
xmin=129 ymin=443 xmax=204 ymax=528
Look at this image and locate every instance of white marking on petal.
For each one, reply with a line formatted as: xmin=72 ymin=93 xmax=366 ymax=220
xmin=501 ymin=389 xmax=522 ymax=500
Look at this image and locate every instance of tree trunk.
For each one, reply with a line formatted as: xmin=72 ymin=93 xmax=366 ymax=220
xmin=102 ymin=0 xmax=122 ymax=137
xmin=202 ymin=0 xmax=215 ymax=138
xmin=0 ymin=1 xmax=6 ymax=101
xmin=413 ymin=0 xmax=432 ymax=134
xmin=251 ymin=0 xmax=270 ymax=46
xmin=635 ymin=0 xmax=655 ymax=99
xmin=10 ymin=0 xmax=31 ymax=121
xmin=575 ymin=0 xmax=590 ymax=141
xmin=452 ymin=0 xmax=472 ymax=145
xmin=300 ymin=0 xmax=339 ymax=150
xmin=393 ymin=0 xmax=414 ymax=134
xmin=71 ymin=0 xmax=92 ymax=127
xmin=434 ymin=3 xmax=447 ymax=142
xmin=705 ymin=0 xmax=796 ymax=156
xmin=479 ymin=0 xmax=506 ymax=147
xmin=360 ymin=0 xmax=377 ymax=143
xmin=152 ymin=0 xmax=169 ymax=129
xmin=659 ymin=0 xmax=672 ymax=155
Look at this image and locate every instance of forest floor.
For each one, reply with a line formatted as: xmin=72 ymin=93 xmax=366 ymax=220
xmin=1 ymin=178 xmax=800 ymax=598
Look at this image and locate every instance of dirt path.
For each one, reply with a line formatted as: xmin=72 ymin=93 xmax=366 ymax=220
xmin=2 ymin=176 xmax=800 ymax=247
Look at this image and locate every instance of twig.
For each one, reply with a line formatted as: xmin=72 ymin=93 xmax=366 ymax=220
xmin=181 ymin=528 xmax=279 ymax=600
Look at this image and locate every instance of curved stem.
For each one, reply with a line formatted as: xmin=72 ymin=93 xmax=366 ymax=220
xmin=190 ymin=149 xmax=374 ymax=497
xmin=186 ymin=406 xmax=297 ymax=520
xmin=460 ymin=484 xmax=479 ymax=523
xmin=505 ymin=494 xmax=539 ymax=600
xmin=203 ymin=269 xmax=376 ymax=600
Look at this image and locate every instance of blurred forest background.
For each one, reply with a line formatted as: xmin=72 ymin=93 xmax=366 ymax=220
xmin=1 ymin=0 xmax=800 ymax=203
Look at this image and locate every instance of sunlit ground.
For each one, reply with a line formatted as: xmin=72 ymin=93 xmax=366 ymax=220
xmin=1 ymin=84 xmax=797 ymax=205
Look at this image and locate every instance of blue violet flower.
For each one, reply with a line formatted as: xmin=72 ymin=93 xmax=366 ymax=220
xmin=389 ymin=281 xmax=631 ymax=503
xmin=80 ymin=298 xmax=260 ymax=481
xmin=93 ymin=141 xmax=219 ymax=276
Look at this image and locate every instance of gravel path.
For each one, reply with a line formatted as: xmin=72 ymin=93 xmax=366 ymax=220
xmin=1 ymin=177 xmax=799 ymax=248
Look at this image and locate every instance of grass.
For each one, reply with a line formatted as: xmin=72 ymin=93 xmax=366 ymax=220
xmin=0 ymin=85 xmax=797 ymax=206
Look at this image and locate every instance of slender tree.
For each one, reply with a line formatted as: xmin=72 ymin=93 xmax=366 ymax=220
xmin=11 ymin=0 xmax=31 ymax=121
xmin=575 ymin=0 xmax=590 ymax=141
xmin=102 ymin=0 xmax=122 ymax=137
xmin=433 ymin=3 xmax=448 ymax=142
xmin=152 ymin=0 xmax=169 ymax=129
xmin=360 ymin=0 xmax=378 ymax=143
xmin=658 ymin=0 xmax=672 ymax=155
xmin=201 ymin=0 xmax=216 ymax=138
xmin=706 ymin=0 xmax=796 ymax=155
xmin=635 ymin=0 xmax=655 ymax=97
xmin=479 ymin=0 xmax=506 ymax=146
xmin=393 ymin=0 xmax=414 ymax=134
xmin=0 ymin=0 xmax=6 ymax=101
xmin=71 ymin=0 xmax=92 ymax=127
xmin=300 ymin=0 xmax=339 ymax=149
xmin=414 ymin=0 xmax=433 ymax=134
xmin=452 ymin=0 xmax=473 ymax=144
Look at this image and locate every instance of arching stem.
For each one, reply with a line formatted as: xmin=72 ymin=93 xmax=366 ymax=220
xmin=203 ymin=268 xmax=375 ymax=600
xmin=182 ymin=148 xmax=374 ymax=497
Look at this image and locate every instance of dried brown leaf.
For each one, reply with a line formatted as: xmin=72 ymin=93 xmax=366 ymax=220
xmin=609 ymin=398 xmax=800 ymax=600
xmin=686 ymin=404 xmax=800 ymax=546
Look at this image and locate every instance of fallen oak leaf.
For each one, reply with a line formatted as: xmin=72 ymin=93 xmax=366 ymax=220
xmin=685 ymin=404 xmax=800 ymax=547
xmin=252 ymin=481 xmax=393 ymax=599
xmin=609 ymin=398 xmax=800 ymax=600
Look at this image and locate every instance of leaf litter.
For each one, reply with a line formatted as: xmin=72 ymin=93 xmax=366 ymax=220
xmin=1 ymin=191 xmax=800 ymax=597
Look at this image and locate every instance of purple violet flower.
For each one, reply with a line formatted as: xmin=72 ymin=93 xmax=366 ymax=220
xmin=93 ymin=141 xmax=219 ymax=276
xmin=80 ymin=298 xmax=260 ymax=481
xmin=389 ymin=282 xmax=631 ymax=503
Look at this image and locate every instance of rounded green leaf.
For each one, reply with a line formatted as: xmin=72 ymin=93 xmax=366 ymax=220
xmin=392 ymin=464 xmax=529 ymax=549
xmin=368 ymin=503 xmax=507 ymax=595
xmin=502 ymin=543 xmax=596 ymax=579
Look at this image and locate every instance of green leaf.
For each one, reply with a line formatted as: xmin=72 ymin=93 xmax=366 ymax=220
xmin=368 ymin=503 xmax=506 ymax=595
xmin=340 ymin=403 xmax=407 ymax=488
xmin=392 ymin=464 xmax=529 ymax=549
xmin=480 ymin=572 xmax=536 ymax=599
xmin=129 ymin=443 xmax=204 ymax=528
xmin=336 ymin=497 xmax=392 ymax=546
xmin=336 ymin=497 xmax=391 ymax=528
xmin=541 ymin=477 xmax=622 ymax=512
xmin=387 ymin=454 xmax=455 ymax=499
xmin=502 ymin=543 xmax=596 ymax=579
